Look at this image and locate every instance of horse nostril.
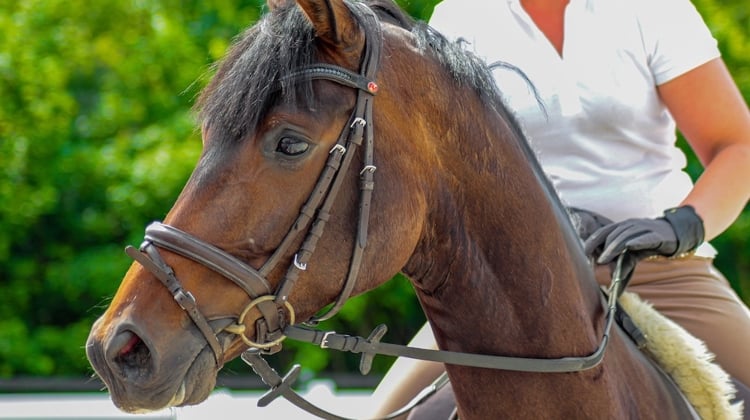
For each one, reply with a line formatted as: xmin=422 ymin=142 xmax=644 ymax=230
xmin=109 ymin=330 xmax=153 ymax=379
xmin=118 ymin=332 xmax=141 ymax=357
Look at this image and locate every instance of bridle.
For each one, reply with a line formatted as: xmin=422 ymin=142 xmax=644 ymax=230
xmin=124 ymin=2 xmax=637 ymax=419
xmin=126 ymin=0 xmax=382 ymax=367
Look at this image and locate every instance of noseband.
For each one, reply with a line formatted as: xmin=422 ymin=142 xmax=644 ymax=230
xmin=126 ymin=1 xmax=383 ymax=367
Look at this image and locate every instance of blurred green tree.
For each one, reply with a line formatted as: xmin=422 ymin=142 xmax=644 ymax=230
xmin=0 ymin=0 xmax=266 ymax=376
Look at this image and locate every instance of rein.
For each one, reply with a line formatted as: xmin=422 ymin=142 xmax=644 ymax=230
xmin=124 ymin=2 xmax=634 ymax=419
xmin=235 ymin=255 xmax=630 ymax=420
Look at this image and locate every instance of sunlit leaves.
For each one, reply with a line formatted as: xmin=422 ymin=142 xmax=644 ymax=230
xmin=0 ymin=0 xmax=262 ymax=376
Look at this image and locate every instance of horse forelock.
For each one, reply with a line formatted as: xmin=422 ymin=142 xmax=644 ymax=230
xmin=195 ymin=1 xmax=515 ymax=147
xmin=195 ymin=6 xmax=317 ymax=147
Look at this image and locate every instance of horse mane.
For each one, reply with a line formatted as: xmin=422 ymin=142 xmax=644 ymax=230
xmin=195 ymin=0 xmax=573 ymax=230
xmin=196 ymin=5 xmax=318 ymax=147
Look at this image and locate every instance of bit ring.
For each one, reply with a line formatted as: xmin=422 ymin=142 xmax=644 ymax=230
xmin=231 ymin=295 xmax=295 ymax=349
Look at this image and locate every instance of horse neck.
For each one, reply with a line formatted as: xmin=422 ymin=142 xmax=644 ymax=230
xmin=403 ymin=98 xmax=603 ymax=358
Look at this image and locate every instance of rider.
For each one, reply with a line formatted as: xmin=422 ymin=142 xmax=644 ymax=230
xmin=372 ymin=0 xmax=750 ymax=416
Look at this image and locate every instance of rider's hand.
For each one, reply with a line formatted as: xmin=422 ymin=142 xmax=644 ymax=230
xmin=584 ymin=205 xmax=705 ymax=265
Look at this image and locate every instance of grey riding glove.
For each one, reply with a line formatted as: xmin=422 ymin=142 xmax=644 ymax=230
xmin=569 ymin=207 xmax=614 ymax=241
xmin=584 ymin=205 xmax=705 ymax=265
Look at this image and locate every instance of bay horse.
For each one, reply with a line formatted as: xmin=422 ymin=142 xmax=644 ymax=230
xmin=86 ymin=0 xmax=701 ymax=417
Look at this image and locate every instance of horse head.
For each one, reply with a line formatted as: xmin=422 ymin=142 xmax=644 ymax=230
xmin=86 ymin=0 xmax=450 ymax=412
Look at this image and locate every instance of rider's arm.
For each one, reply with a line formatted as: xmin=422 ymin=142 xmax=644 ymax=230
xmin=369 ymin=323 xmax=443 ymax=419
xmin=658 ymin=57 xmax=750 ymax=241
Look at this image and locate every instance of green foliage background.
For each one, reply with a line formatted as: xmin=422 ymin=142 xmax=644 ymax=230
xmin=0 ymin=0 xmax=747 ymax=381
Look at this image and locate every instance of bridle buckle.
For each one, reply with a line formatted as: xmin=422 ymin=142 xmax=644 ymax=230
xmin=320 ymin=331 xmax=336 ymax=349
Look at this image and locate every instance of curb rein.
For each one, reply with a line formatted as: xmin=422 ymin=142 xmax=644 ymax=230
xmin=124 ymin=3 xmax=637 ymax=419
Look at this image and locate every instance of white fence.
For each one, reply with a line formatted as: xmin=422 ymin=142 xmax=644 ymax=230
xmin=0 ymin=381 xmax=374 ymax=420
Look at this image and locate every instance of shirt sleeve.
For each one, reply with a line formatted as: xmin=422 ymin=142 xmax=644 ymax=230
xmin=635 ymin=0 xmax=720 ymax=85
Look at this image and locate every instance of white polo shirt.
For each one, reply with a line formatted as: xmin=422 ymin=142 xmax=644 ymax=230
xmin=430 ymin=0 xmax=720 ymax=256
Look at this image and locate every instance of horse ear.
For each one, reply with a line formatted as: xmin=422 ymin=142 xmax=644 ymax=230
xmin=296 ymin=0 xmax=361 ymax=48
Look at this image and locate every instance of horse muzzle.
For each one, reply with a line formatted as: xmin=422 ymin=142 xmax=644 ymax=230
xmin=85 ymin=307 xmax=224 ymax=412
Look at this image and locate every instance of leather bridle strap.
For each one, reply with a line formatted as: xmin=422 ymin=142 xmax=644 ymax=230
xmin=142 ymin=223 xmax=273 ymax=298
xmin=282 ymin=254 xmax=629 ymax=374
xmin=241 ymin=255 xmax=629 ymax=420
xmin=284 ymin=315 xmax=610 ymax=373
xmin=135 ymin=222 xmax=283 ymax=336
xmin=242 ymin=348 xmax=449 ymax=420
xmin=123 ymin=1 xmax=383 ymax=363
xmin=125 ymin=243 xmax=226 ymax=366
xmin=273 ymin=0 xmax=382 ymax=324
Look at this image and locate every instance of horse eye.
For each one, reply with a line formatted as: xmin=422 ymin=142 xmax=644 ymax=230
xmin=276 ymin=137 xmax=310 ymax=156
